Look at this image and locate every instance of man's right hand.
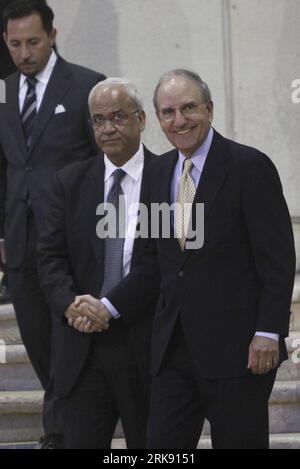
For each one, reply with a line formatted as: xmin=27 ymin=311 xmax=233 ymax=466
xmin=64 ymin=302 xmax=82 ymax=323
xmin=0 ymin=240 xmax=6 ymax=271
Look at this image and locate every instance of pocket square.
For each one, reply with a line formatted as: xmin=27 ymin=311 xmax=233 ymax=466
xmin=55 ymin=104 xmax=66 ymax=115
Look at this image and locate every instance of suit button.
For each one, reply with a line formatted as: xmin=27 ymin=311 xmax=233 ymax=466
xmin=178 ymin=271 xmax=184 ymax=278
xmin=25 ymin=166 xmax=33 ymax=172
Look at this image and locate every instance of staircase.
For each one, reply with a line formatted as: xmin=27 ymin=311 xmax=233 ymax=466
xmin=0 ymin=278 xmax=300 ymax=449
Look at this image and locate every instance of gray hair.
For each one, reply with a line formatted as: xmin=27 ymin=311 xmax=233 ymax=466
xmin=153 ymin=69 xmax=212 ymax=110
xmin=88 ymin=77 xmax=144 ymax=112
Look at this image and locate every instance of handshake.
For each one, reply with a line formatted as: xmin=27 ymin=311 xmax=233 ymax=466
xmin=64 ymin=295 xmax=112 ymax=333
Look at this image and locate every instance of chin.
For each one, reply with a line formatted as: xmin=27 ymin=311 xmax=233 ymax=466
xmin=21 ymin=68 xmax=36 ymax=77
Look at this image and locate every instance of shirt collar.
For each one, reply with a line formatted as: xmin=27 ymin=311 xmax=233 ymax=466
xmin=19 ymin=49 xmax=57 ymax=89
xmin=104 ymin=143 xmax=144 ymax=183
xmin=178 ymin=127 xmax=214 ymax=173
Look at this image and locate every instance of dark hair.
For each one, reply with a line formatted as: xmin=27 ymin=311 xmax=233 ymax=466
xmin=2 ymin=0 xmax=54 ymax=34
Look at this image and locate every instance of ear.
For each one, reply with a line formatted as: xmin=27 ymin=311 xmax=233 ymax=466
xmin=3 ymin=32 xmax=7 ymax=45
xmin=138 ymin=110 xmax=146 ymax=132
xmin=206 ymin=100 xmax=214 ymax=123
xmin=49 ymin=28 xmax=57 ymax=47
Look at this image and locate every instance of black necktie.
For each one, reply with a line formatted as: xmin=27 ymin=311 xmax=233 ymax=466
xmin=21 ymin=77 xmax=37 ymax=148
xmin=100 ymin=169 xmax=126 ymax=296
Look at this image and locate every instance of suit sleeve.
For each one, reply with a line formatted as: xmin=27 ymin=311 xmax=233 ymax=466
xmin=106 ymin=237 xmax=160 ymax=324
xmin=37 ymin=174 xmax=77 ymax=320
xmin=242 ymin=152 xmax=296 ymax=336
xmin=0 ymin=143 xmax=7 ymax=240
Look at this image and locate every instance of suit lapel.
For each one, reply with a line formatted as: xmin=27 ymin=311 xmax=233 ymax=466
xmin=194 ymin=130 xmax=231 ymax=217
xmin=79 ymin=156 xmax=105 ymax=267
xmin=182 ymin=130 xmax=231 ymax=265
xmin=159 ymin=149 xmax=183 ymax=257
xmin=5 ymin=72 xmax=28 ymax=159
xmin=27 ymin=57 xmax=73 ymax=159
xmin=160 ymin=149 xmax=178 ymax=206
xmin=130 ymin=146 xmax=156 ymax=266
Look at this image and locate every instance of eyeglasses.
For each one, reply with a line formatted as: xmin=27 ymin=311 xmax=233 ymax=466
xmin=158 ymin=102 xmax=207 ymax=122
xmin=90 ymin=110 xmax=139 ymax=129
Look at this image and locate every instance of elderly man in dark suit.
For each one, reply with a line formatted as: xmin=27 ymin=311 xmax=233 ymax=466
xmin=38 ymin=78 xmax=157 ymax=448
xmin=0 ymin=0 xmax=105 ymax=448
xmin=76 ymin=69 xmax=295 ymax=449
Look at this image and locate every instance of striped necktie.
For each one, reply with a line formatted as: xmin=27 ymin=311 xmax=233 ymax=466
xmin=100 ymin=169 xmax=126 ymax=296
xmin=175 ymin=158 xmax=196 ymax=250
xmin=21 ymin=77 xmax=37 ymax=149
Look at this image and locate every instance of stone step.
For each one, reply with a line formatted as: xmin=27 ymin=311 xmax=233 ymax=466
xmin=111 ymin=434 xmax=300 ymax=449
xmin=0 ymin=381 xmax=299 ymax=443
xmin=0 ymin=442 xmax=36 ymax=449
xmin=277 ymin=332 xmax=300 ymax=381
xmin=0 ymin=391 xmax=43 ymax=443
xmin=291 ymin=302 xmax=300 ymax=331
xmin=0 ymin=345 xmax=41 ymax=391
xmin=269 ymin=380 xmax=300 ymax=434
xmin=0 ymin=276 xmax=299 ymax=444
xmin=0 ymin=335 xmax=298 ymax=392
xmin=1 ymin=434 xmax=300 ymax=449
xmin=0 ymin=304 xmax=21 ymax=345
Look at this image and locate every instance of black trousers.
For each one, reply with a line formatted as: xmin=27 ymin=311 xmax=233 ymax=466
xmin=147 ymin=321 xmax=277 ymax=449
xmin=62 ymin=326 xmax=151 ymax=449
xmin=8 ymin=213 xmax=62 ymax=435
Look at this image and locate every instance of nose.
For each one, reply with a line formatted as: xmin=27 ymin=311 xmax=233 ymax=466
xmin=173 ymin=109 xmax=187 ymax=128
xmin=102 ymin=118 xmax=116 ymax=133
xmin=20 ymin=44 xmax=31 ymax=61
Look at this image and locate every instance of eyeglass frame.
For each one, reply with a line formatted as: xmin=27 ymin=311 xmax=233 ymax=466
xmin=157 ymin=101 xmax=209 ymax=122
xmin=89 ymin=110 xmax=140 ymax=129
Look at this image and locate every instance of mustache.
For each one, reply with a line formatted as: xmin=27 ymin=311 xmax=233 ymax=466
xmin=20 ymin=60 xmax=36 ymax=66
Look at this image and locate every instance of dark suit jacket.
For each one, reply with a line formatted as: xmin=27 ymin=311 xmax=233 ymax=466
xmin=106 ymin=130 xmax=296 ymax=379
xmin=0 ymin=55 xmax=105 ymax=268
xmin=38 ymin=147 xmax=158 ymax=397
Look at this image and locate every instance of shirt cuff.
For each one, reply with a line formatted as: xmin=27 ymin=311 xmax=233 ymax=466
xmin=255 ymin=331 xmax=279 ymax=341
xmin=101 ymin=297 xmax=120 ymax=319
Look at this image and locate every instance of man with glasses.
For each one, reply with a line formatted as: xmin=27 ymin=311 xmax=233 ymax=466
xmin=38 ymin=78 xmax=158 ymax=448
xmin=79 ymin=69 xmax=295 ymax=449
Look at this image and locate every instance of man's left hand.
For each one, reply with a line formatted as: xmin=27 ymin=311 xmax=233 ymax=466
xmin=70 ymin=295 xmax=112 ymax=333
xmin=248 ymin=336 xmax=279 ymax=375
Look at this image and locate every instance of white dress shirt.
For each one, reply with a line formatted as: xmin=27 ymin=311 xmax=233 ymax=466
xmin=101 ymin=145 xmax=144 ymax=318
xmin=103 ymin=144 xmax=144 ymax=276
xmin=19 ymin=49 xmax=57 ymax=112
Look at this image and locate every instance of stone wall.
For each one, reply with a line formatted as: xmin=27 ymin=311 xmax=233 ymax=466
xmin=48 ymin=0 xmax=300 ymax=267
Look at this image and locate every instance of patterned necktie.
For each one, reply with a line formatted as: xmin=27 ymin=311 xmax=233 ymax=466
xmin=21 ymin=77 xmax=37 ymax=148
xmin=175 ymin=158 xmax=196 ymax=250
xmin=100 ymin=169 xmax=126 ymax=296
